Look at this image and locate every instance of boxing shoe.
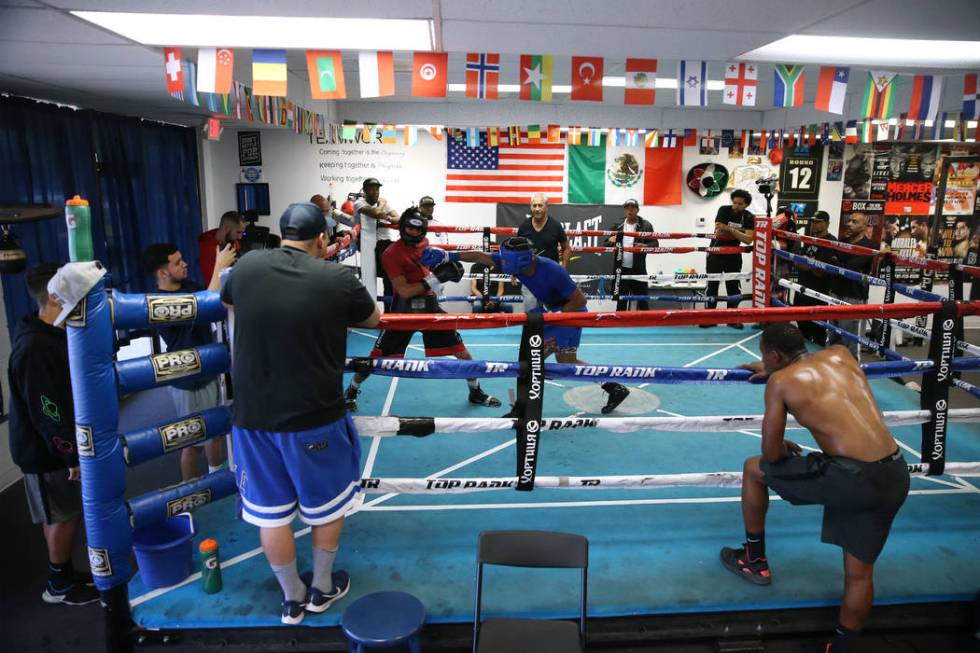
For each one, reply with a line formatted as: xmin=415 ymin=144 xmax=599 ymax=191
xmin=601 ymin=383 xmax=630 ymax=414
xmin=727 ymin=322 xmax=745 ymax=330
xmin=720 ymin=544 xmax=771 ymax=586
xmin=343 ymin=385 xmax=359 ymax=412
xmin=469 ymin=387 xmax=502 ymax=408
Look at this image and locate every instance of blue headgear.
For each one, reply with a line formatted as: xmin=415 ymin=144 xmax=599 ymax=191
xmin=399 ymin=207 xmax=428 ymax=246
xmin=499 ymin=237 xmax=534 ymax=275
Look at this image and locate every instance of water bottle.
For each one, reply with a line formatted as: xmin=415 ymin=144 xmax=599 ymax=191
xmin=199 ymin=539 xmax=223 ymax=593
xmin=65 ymin=195 xmax=94 ymax=262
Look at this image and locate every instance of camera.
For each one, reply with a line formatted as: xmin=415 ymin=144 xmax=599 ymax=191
xmin=755 ymin=176 xmax=778 ymax=196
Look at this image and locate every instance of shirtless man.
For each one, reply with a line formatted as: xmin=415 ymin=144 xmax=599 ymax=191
xmin=722 ymin=323 xmax=909 ymax=652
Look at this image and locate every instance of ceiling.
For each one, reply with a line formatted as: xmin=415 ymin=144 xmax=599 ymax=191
xmin=1 ymin=0 xmax=979 ymax=129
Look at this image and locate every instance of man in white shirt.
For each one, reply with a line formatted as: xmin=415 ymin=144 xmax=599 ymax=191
xmin=353 ymin=178 xmax=400 ymax=311
xmin=418 ymin=196 xmax=448 ymax=247
xmin=605 ymin=199 xmax=658 ymax=311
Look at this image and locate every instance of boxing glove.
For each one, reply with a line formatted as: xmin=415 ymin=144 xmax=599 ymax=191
xmin=423 ymin=261 xmax=464 ymax=296
xmin=420 ymin=247 xmax=459 ymax=269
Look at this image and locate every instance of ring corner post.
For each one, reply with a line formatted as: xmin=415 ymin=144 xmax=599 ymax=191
xmin=66 ymin=278 xmax=135 ymax=652
xmin=752 ymin=216 xmax=773 ymax=309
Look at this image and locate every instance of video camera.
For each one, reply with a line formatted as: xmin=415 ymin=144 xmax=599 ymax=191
xmin=755 ymin=176 xmax=778 ymax=196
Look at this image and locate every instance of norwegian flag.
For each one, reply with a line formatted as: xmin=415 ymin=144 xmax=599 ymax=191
xmin=722 ymin=62 xmax=757 ymax=106
xmin=465 ymin=53 xmax=500 ymax=100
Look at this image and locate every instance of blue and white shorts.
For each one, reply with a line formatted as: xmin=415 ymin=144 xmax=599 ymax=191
xmin=232 ymin=414 xmax=362 ymax=527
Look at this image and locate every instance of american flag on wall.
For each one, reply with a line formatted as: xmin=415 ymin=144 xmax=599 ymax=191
xmin=445 ymin=131 xmax=564 ymax=203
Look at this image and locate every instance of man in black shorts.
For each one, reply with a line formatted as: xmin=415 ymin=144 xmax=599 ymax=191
xmin=723 ymin=323 xmax=909 ymax=652
xmin=344 ymin=208 xmax=501 ymax=411
xmin=702 ymin=189 xmax=754 ymax=328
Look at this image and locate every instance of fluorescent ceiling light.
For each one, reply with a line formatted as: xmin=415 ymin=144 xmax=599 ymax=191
xmin=739 ymin=35 xmax=980 ymax=68
xmin=71 ymin=11 xmax=433 ymax=50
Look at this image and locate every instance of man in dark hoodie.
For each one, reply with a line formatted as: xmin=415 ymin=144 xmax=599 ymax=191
xmin=7 ymin=264 xmax=98 ymax=606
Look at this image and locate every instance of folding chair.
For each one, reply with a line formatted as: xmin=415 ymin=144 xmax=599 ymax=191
xmin=473 ymin=530 xmax=588 ymax=653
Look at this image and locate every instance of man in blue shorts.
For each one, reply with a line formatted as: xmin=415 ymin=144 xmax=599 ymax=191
xmin=423 ymin=236 xmax=630 ymax=415
xmin=222 ymin=202 xmax=381 ymax=625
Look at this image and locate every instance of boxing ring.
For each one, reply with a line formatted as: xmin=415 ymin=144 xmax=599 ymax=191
xmin=65 ymin=221 xmax=980 ymax=649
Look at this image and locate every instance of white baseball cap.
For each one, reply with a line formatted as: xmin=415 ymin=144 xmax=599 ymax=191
xmin=47 ymin=261 xmax=106 ymax=326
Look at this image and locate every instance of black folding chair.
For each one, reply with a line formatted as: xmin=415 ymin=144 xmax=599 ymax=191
xmin=473 ymin=530 xmax=588 ymax=653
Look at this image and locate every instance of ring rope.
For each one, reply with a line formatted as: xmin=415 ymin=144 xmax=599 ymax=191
xmin=345 ymin=355 xmax=980 ymax=383
xmin=462 ymin=272 xmax=750 ymax=283
xmin=382 ymin=293 xmax=751 ymax=304
xmin=374 ymin=301 xmax=979 ymax=331
xmin=425 ymin=224 xmax=717 ymax=239
xmin=352 ymin=408 xmax=980 ymax=437
xmin=779 ymin=278 xmax=980 ymax=357
xmin=433 ymin=243 xmax=751 ymax=255
xmin=358 ymin=462 xmax=980 ymax=495
xmin=774 ymin=228 xmax=980 ymax=278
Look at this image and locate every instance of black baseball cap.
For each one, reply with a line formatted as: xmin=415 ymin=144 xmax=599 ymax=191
xmin=812 ymin=210 xmax=830 ymax=222
xmin=419 ymin=196 xmax=436 ymax=207
xmin=623 ymin=198 xmax=639 ymax=208
xmin=362 ymin=177 xmax=382 ymax=188
xmin=279 ymin=202 xmax=326 ymax=240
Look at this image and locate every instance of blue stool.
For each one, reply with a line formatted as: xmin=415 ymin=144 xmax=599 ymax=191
xmin=341 ymin=591 xmax=425 ymax=653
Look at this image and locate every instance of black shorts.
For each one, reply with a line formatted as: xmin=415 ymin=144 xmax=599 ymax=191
xmin=761 ymin=449 xmax=910 ymax=563
xmin=705 ymin=254 xmax=743 ymax=273
xmin=370 ymin=294 xmax=466 ymax=358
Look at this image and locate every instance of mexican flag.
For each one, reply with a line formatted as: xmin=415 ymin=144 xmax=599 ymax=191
xmin=568 ymin=136 xmax=682 ymax=205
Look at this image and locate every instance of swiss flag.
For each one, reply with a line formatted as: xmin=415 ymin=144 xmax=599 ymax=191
xmin=163 ymin=47 xmax=183 ymax=95
xmin=412 ymin=52 xmax=448 ymax=98
xmin=571 ymin=56 xmax=603 ymax=102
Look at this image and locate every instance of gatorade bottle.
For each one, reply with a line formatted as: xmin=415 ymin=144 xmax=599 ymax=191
xmin=65 ymin=195 xmax=94 ymax=262
xmin=199 ymin=539 xmax=223 ymax=593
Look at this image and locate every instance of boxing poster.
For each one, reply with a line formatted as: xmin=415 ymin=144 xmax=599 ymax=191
xmin=496 ymin=203 xmax=623 ymax=294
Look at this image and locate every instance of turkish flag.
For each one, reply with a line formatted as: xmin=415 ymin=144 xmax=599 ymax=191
xmin=412 ymin=52 xmax=448 ymax=97
xmin=643 ymin=147 xmax=682 ymax=205
xmin=571 ymin=56 xmax=603 ymax=102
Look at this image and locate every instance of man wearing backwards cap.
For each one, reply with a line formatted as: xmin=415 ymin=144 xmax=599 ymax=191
xmin=423 ymin=237 xmax=631 ymax=415
xmin=221 ymin=202 xmax=381 ymax=625
xmin=343 ymin=207 xmax=502 ymax=412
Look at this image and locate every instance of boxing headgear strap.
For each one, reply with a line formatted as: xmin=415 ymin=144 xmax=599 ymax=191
xmin=499 ymin=236 xmax=534 ymax=275
xmin=399 ymin=208 xmax=428 ymax=246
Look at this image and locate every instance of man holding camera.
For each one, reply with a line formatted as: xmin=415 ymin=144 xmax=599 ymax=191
xmin=702 ymin=189 xmax=754 ymax=328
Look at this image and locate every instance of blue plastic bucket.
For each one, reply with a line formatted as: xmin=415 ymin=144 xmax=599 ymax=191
xmin=133 ymin=513 xmax=195 ymax=589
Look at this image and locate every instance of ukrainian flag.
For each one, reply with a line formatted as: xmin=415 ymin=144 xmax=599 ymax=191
xmin=252 ymin=49 xmax=288 ymax=97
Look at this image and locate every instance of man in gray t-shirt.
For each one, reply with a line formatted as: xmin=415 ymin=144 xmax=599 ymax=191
xmin=353 ymin=177 xmax=400 ymax=311
xmin=221 ymin=202 xmax=380 ymax=625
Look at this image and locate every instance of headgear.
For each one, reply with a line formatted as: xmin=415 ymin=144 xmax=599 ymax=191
xmin=499 ymin=237 xmax=534 ymax=275
xmin=399 ymin=207 xmax=428 ymax=246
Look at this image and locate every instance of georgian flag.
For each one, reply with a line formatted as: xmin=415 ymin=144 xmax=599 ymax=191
xmin=722 ymin=62 xmax=757 ymax=106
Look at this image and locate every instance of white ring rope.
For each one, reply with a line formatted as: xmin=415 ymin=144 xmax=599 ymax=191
xmin=360 ymin=462 xmax=980 ymax=494
xmin=465 ymin=272 xmax=753 ymax=283
xmin=778 ymin=278 xmax=980 ymax=357
xmin=353 ymin=408 xmax=980 ymax=437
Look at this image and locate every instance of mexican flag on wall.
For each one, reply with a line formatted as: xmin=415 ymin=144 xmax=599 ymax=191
xmin=568 ymin=137 xmax=683 ymax=205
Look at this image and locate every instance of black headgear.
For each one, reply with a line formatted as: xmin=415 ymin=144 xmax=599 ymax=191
xmin=399 ymin=206 xmax=428 ymax=246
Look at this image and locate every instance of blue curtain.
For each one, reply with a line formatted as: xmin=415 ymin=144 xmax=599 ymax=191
xmin=0 ymin=96 xmax=202 ymax=337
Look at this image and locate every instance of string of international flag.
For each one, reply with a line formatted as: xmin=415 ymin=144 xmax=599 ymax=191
xmin=162 ymin=47 xmax=980 ymax=122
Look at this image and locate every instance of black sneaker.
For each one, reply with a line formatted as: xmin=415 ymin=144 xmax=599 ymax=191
xmin=469 ymin=387 xmax=502 ymax=408
xmin=601 ymin=383 xmax=630 ymax=414
xmin=501 ymin=405 xmax=521 ymax=419
xmin=698 ymin=323 xmax=717 ymax=328
xmin=281 ymin=599 xmax=306 ymax=625
xmin=344 ymin=385 xmax=359 ymax=412
xmin=727 ymin=323 xmax=745 ymax=330
xmin=41 ymin=582 xmax=100 ymax=606
xmin=305 ymin=570 xmax=351 ymax=614
xmin=73 ymin=570 xmax=95 ymax=587
xmin=720 ymin=544 xmax=771 ymax=586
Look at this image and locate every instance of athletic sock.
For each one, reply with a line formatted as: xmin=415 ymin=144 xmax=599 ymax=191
xmin=467 ymin=379 xmax=479 ymax=390
xmin=349 ymin=379 xmax=361 ymax=390
xmin=271 ymin=559 xmax=307 ymax=604
xmin=745 ymin=531 xmax=765 ymax=560
xmin=311 ymin=546 xmax=338 ymax=592
xmin=827 ymin=624 xmax=859 ymax=651
xmin=207 ymin=464 xmax=222 ymax=474
xmin=48 ymin=560 xmax=73 ymax=592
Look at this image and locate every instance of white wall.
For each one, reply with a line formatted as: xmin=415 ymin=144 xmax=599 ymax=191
xmin=202 ymin=127 xmax=847 ymax=307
